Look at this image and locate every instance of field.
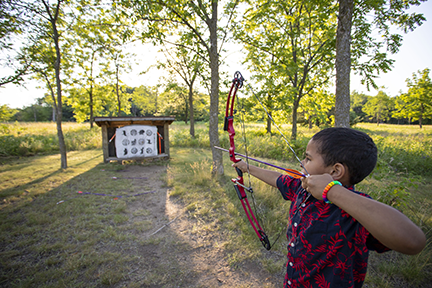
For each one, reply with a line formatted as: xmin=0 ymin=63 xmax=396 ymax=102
xmin=0 ymin=121 xmax=431 ymax=287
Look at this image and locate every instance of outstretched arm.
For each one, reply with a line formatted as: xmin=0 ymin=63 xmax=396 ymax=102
xmin=301 ymin=174 xmax=426 ymax=255
xmin=232 ymin=160 xmax=282 ymax=188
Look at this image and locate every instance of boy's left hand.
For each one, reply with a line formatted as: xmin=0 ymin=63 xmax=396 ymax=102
xmin=301 ymin=174 xmax=334 ymax=200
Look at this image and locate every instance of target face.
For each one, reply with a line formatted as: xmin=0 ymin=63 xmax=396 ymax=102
xmin=115 ymin=125 xmax=158 ymax=158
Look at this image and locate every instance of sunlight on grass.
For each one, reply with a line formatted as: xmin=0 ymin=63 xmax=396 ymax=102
xmin=0 ymin=150 xmax=103 ymax=208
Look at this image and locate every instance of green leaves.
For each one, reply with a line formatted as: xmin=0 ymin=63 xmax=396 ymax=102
xmin=393 ymin=68 xmax=432 ymax=127
xmin=351 ymin=0 xmax=427 ymax=89
xmin=234 ymin=0 xmax=336 ymax=138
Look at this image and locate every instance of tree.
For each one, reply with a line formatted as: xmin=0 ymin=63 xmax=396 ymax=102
xmin=0 ymin=0 xmax=31 ymax=86
xmin=0 ymin=104 xmax=17 ymax=121
xmin=363 ymin=91 xmax=393 ymax=125
xmin=158 ymin=82 xmax=189 ymax=121
xmin=67 ymin=84 xmax=117 ymax=122
xmin=35 ymin=0 xmax=69 ymax=169
xmin=394 ymin=68 xmax=432 ymax=128
xmin=334 ymin=0 xmax=426 ymax=127
xmin=157 ymin=44 xmax=203 ymax=138
xmin=129 ymin=85 xmax=159 ymax=116
xmin=236 ymin=0 xmax=337 ymax=139
xmin=350 ymin=90 xmax=370 ymax=122
xmin=299 ymin=89 xmax=334 ymax=128
xmin=70 ymin=9 xmax=133 ymax=127
xmin=120 ymin=0 xmax=239 ymax=175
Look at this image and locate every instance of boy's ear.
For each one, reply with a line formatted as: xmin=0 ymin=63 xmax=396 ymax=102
xmin=330 ymin=163 xmax=346 ymax=181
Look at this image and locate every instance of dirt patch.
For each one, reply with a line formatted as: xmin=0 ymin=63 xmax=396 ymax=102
xmin=117 ymin=164 xmax=283 ymax=287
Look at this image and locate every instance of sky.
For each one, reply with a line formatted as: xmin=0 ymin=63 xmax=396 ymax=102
xmin=1 ymin=1 xmax=431 ymax=109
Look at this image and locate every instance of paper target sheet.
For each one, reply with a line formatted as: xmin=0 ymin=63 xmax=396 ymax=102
xmin=115 ymin=125 xmax=158 ymax=158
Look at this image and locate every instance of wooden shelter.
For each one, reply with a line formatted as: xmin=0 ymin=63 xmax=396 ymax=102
xmin=94 ymin=116 xmax=175 ymax=163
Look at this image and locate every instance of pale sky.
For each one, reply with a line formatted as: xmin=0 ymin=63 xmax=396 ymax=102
xmin=1 ymin=1 xmax=431 ymax=109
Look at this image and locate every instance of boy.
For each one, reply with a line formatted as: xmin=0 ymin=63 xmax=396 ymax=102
xmin=233 ymin=127 xmax=425 ymax=287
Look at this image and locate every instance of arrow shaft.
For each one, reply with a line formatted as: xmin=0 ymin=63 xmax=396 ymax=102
xmin=214 ymin=146 xmax=299 ymax=174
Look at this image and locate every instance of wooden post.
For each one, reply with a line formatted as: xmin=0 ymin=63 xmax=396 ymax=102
xmin=164 ymin=123 xmax=170 ymax=157
xmin=101 ymin=125 xmax=109 ymax=162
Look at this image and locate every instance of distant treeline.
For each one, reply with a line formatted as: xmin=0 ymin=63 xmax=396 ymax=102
xmin=1 ymin=81 xmax=431 ymax=128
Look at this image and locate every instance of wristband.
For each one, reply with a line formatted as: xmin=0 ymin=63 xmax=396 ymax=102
xmin=322 ymin=181 xmax=342 ymax=204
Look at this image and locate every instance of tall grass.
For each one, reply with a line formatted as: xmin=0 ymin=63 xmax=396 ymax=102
xmin=0 ymin=122 xmax=101 ymax=156
xmin=171 ymin=122 xmax=432 ymax=177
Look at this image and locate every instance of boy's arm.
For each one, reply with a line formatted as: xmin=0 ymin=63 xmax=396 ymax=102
xmin=302 ymin=174 xmax=426 ymax=255
xmin=232 ymin=160 xmax=282 ymax=188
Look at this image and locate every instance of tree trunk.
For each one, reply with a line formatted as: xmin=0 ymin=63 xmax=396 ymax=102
xmin=291 ymin=99 xmax=299 ymax=140
xmin=208 ymin=1 xmax=223 ymax=176
xmin=89 ymin=85 xmax=94 ymax=128
xmin=47 ymin=0 xmax=67 ymax=169
xmin=334 ymin=0 xmax=354 ymax=128
xmin=184 ymin=95 xmax=188 ymax=124
xmin=33 ymin=106 xmax=37 ymax=121
xmin=266 ymin=114 xmax=272 ymax=134
xmin=419 ymin=103 xmax=423 ymax=128
xmin=188 ymin=83 xmax=195 ymax=138
xmin=266 ymin=94 xmax=272 ymax=134
xmin=116 ymin=64 xmax=121 ymax=117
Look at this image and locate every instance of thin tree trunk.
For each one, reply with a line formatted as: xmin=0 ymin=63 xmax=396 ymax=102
xmin=33 ymin=106 xmax=37 ymax=121
xmin=266 ymin=114 xmax=272 ymax=134
xmin=292 ymin=99 xmax=299 ymax=140
xmin=45 ymin=0 xmax=67 ymax=169
xmin=188 ymin=84 xmax=195 ymax=138
xmin=116 ymin=64 xmax=121 ymax=117
xmin=334 ymin=0 xmax=354 ymax=128
xmin=266 ymin=94 xmax=272 ymax=134
xmin=208 ymin=1 xmax=222 ymax=176
xmin=184 ymin=95 xmax=188 ymax=124
xmin=419 ymin=103 xmax=423 ymax=128
xmin=89 ymin=85 xmax=94 ymax=128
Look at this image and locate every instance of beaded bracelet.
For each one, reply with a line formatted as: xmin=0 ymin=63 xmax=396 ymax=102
xmin=322 ymin=181 xmax=342 ymax=204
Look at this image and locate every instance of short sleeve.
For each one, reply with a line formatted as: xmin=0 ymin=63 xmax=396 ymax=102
xmin=277 ymin=175 xmax=302 ymax=202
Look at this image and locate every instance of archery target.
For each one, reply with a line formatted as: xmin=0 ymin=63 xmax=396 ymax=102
xmin=115 ymin=125 xmax=158 ymax=158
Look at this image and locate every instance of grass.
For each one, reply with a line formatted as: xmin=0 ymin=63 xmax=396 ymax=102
xmin=0 ymin=122 xmax=100 ymax=156
xmin=0 ymin=150 xmax=135 ymax=287
xmin=0 ymin=121 xmax=431 ymax=287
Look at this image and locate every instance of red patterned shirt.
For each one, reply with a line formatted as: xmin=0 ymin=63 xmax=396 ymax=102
xmin=277 ymin=175 xmax=390 ymax=288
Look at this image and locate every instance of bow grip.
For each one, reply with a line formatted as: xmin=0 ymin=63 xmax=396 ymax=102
xmin=224 ymin=116 xmax=233 ymax=131
xmin=235 ymin=166 xmax=243 ymax=177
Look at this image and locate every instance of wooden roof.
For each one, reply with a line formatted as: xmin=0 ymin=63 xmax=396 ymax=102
xmin=94 ymin=116 xmax=175 ymax=127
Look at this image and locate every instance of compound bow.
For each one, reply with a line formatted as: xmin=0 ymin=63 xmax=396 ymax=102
xmin=223 ymin=71 xmax=272 ymax=250
xmin=221 ymin=71 xmax=309 ymax=250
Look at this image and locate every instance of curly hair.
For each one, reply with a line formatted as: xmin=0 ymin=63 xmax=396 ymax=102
xmin=311 ymin=127 xmax=377 ymax=185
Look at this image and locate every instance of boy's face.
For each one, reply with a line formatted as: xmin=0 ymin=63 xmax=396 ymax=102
xmin=301 ymin=139 xmax=333 ymax=176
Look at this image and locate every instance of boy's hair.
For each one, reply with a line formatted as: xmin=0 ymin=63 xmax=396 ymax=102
xmin=311 ymin=127 xmax=377 ymax=185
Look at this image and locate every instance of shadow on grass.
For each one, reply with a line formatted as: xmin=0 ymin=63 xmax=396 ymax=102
xmin=1 ymin=150 xmax=262 ymax=288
